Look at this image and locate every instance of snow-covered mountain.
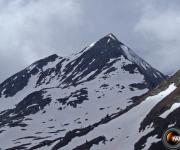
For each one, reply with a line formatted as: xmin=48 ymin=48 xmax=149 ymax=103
xmin=0 ymin=33 xmax=166 ymax=150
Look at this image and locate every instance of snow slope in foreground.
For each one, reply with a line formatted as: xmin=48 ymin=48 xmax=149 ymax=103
xmin=57 ymin=84 xmax=176 ymax=150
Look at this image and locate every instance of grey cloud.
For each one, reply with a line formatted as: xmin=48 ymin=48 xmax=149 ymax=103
xmin=0 ymin=0 xmax=83 ymax=82
xmin=0 ymin=0 xmax=180 ymax=82
xmin=134 ymin=0 xmax=180 ymax=73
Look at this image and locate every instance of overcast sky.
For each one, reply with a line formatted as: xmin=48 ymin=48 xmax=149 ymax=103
xmin=0 ymin=0 xmax=180 ymax=82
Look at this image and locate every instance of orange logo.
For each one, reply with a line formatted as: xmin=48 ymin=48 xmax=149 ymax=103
xmin=162 ymin=128 xmax=180 ymax=149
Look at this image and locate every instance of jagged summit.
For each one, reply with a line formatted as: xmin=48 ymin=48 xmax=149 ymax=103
xmin=105 ymin=33 xmax=118 ymax=40
xmin=92 ymin=33 xmax=122 ymax=48
xmin=81 ymin=34 xmax=144 ymax=66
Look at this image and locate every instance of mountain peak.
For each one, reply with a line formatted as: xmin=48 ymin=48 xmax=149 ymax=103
xmin=0 ymin=33 xmax=168 ymax=150
xmin=105 ymin=33 xmax=118 ymax=41
xmin=89 ymin=33 xmax=121 ymax=50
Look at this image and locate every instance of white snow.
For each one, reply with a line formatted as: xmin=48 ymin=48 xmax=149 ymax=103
xmin=107 ymin=39 xmax=111 ymax=43
xmin=108 ymin=34 xmax=116 ymax=40
xmin=26 ymin=104 xmax=38 ymax=109
xmin=160 ymin=103 xmax=180 ymax=118
xmin=81 ymin=41 xmax=96 ymax=53
xmin=42 ymin=57 xmax=61 ymax=71
xmin=13 ymin=76 xmax=18 ymax=80
xmin=157 ymin=72 xmax=162 ymax=77
xmin=89 ymin=42 xmax=96 ymax=48
xmin=121 ymin=45 xmax=151 ymax=72
xmin=58 ymin=83 xmax=176 ymax=150
xmin=153 ymin=73 xmax=158 ymax=78
xmin=81 ymin=69 xmax=97 ymax=81
xmin=142 ymin=135 xmax=160 ymax=150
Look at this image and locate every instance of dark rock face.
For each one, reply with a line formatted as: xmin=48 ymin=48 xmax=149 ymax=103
xmin=57 ymin=88 xmax=88 ymax=108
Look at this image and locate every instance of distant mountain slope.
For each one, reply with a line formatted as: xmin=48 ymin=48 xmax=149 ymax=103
xmin=0 ymin=33 xmax=166 ymax=150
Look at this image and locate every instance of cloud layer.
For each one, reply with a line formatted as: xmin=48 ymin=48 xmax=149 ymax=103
xmin=0 ymin=0 xmax=83 ymax=81
xmin=135 ymin=0 xmax=180 ymax=73
xmin=0 ymin=0 xmax=180 ymax=82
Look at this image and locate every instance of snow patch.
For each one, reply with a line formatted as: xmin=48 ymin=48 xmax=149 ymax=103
xmin=160 ymin=103 xmax=180 ymax=118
